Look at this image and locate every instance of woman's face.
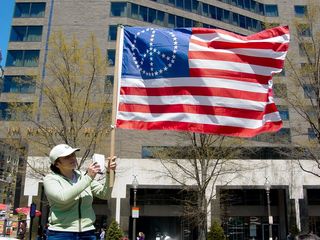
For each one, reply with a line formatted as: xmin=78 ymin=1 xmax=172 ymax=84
xmin=55 ymin=152 xmax=77 ymax=171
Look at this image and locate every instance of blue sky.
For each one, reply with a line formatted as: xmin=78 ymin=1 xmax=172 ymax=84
xmin=0 ymin=0 xmax=15 ymax=66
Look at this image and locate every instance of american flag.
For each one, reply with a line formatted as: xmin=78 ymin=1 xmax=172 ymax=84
xmin=115 ymin=26 xmax=290 ymax=137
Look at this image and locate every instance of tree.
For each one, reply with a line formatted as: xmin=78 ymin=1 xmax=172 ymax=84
xmin=7 ymin=31 xmax=112 ymax=177
xmin=207 ymin=220 xmax=226 ymax=240
xmin=156 ymin=133 xmax=248 ymax=240
xmin=106 ymin=219 xmax=123 ymax=240
xmin=281 ymin=1 xmax=320 ymax=176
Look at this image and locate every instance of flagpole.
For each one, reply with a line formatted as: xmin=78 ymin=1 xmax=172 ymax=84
xmin=109 ymin=25 xmax=123 ymax=187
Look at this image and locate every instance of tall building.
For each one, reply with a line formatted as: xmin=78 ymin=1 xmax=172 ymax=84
xmin=1 ymin=0 xmax=319 ymax=239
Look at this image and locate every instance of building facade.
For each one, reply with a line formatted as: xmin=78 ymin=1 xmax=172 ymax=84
xmin=1 ymin=0 xmax=320 ymax=239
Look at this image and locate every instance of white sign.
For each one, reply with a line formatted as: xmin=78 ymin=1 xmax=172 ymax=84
xmin=269 ymin=216 xmax=273 ymax=224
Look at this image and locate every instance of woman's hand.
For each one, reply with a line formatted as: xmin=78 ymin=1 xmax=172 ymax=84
xmin=87 ymin=162 xmax=102 ymax=179
xmin=107 ymin=156 xmax=117 ymax=173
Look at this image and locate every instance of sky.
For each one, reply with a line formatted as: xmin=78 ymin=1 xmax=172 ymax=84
xmin=0 ymin=0 xmax=15 ymax=66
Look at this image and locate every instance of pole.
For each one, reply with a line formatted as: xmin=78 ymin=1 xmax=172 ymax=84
xmin=132 ymin=188 xmax=137 ymax=240
xmin=266 ymin=189 xmax=272 ymax=240
xmin=109 ymin=25 xmax=124 ymax=187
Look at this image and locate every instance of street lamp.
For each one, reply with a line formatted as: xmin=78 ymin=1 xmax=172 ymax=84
xmin=264 ymin=178 xmax=272 ymax=240
xmin=2 ymin=175 xmax=12 ymax=236
xmin=132 ymin=175 xmax=139 ymax=240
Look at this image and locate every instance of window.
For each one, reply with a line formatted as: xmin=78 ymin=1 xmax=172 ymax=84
xmin=107 ymin=50 xmax=115 ymax=66
xmin=2 ymin=76 xmax=36 ymax=93
xmin=252 ymin=128 xmax=291 ymax=143
xmin=105 ymin=75 xmax=114 ymax=94
xmin=265 ymin=5 xmax=278 ymax=17
xmin=295 ymin=5 xmax=307 ymax=17
xmin=10 ymin=26 xmax=42 ymax=42
xmin=0 ymin=102 xmax=33 ymax=121
xmin=110 ymin=2 xmax=127 ymax=17
xmin=299 ymin=42 xmax=313 ymax=57
xmin=6 ymin=50 xmax=40 ymax=67
xmin=14 ymin=2 xmax=46 ymax=18
xmin=303 ymin=84 xmax=316 ymax=99
xmin=297 ymin=24 xmax=312 ymax=37
xmin=273 ymin=83 xmax=287 ymax=98
xmin=108 ymin=25 xmax=117 ymax=41
xmin=277 ymin=106 xmax=289 ymax=121
xmin=308 ymin=128 xmax=317 ymax=140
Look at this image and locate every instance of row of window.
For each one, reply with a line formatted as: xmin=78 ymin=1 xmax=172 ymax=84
xmin=150 ymin=0 xmax=278 ymax=17
xmin=1 ymin=76 xmax=36 ymax=94
xmin=110 ymin=2 xmax=264 ymax=32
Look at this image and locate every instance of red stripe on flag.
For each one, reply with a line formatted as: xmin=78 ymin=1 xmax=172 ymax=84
xmin=191 ymin=26 xmax=289 ymax=41
xmin=116 ymin=119 xmax=283 ymax=138
xmin=188 ymin=51 xmax=284 ymax=69
xmin=118 ymin=103 xmax=276 ymax=120
xmin=189 ymin=68 xmax=272 ymax=84
xmin=120 ymin=86 xmax=267 ymax=101
xmin=190 ymin=38 xmax=289 ymax=52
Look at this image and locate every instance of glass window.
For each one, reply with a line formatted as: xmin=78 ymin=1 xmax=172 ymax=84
xmin=216 ymin=8 xmax=223 ymax=20
xmin=192 ymin=0 xmax=199 ymax=13
xmin=148 ymin=8 xmax=156 ymax=23
xmin=107 ymin=49 xmax=115 ymax=66
xmin=185 ymin=0 xmax=192 ymax=11
xmin=176 ymin=0 xmax=183 ymax=9
xmin=273 ymin=83 xmax=287 ymax=98
xmin=0 ymin=102 xmax=33 ymax=121
xmin=176 ymin=16 xmax=183 ymax=27
xmin=30 ymin=3 xmax=46 ymax=17
xmin=277 ymin=106 xmax=289 ymax=121
xmin=2 ymin=76 xmax=36 ymax=93
xmin=184 ymin=18 xmax=192 ymax=27
xmin=10 ymin=26 xmax=42 ymax=42
xmin=139 ymin=6 xmax=148 ymax=22
xmin=231 ymin=12 xmax=238 ymax=26
xmin=239 ymin=15 xmax=246 ymax=28
xmin=209 ymin=6 xmax=216 ymax=19
xmin=105 ymin=75 xmax=114 ymax=94
xmin=308 ymin=128 xmax=317 ymax=140
xmin=168 ymin=14 xmax=175 ymax=28
xmin=6 ymin=50 xmax=40 ymax=67
xmin=108 ymin=25 xmax=117 ymax=41
xmin=295 ymin=5 xmax=307 ymax=17
xmin=110 ymin=2 xmax=127 ymax=17
xmin=258 ymin=3 xmax=264 ymax=15
xmin=156 ymin=11 xmax=165 ymax=26
xmin=265 ymin=5 xmax=278 ymax=17
xmin=238 ymin=0 xmax=244 ymax=8
xmin=303 ymin=84 xmax=316 ymax=99
xmin=14 ymin=2 xmax=45 ymax=18
xmin=297 ymin=24 xmax=311 ymax=37
xmin=131 ymin=3 xmax=139 ymax=19
xmin=222 ymin=10 xmax=230 ymax=23
xmin=202 ymin=3 xmax=209 ymax=17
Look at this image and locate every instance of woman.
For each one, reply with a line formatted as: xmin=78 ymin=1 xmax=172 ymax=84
xmin=43 ymin=144 xmax=116 ymax=240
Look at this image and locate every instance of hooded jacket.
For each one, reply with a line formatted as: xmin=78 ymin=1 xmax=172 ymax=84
xmin=43 ymin=170 xmax=111 ymax=232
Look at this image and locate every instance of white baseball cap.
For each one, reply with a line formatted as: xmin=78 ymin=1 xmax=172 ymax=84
xmin=49 ymin=144 xmax=80 ymax=164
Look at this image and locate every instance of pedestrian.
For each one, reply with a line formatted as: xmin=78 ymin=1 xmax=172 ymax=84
xmin=99 ymin=228 xmax=106 ymax=240
xmin=43 ymin=144 xmax=116 ymax=240
xmin=137 ymin=232 xmax=145 ymax=240
xmin=296 ymin=233 xmax=320 ymax=240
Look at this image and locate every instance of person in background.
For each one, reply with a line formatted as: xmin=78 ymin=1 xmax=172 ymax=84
xmin=296 ymin=233 xmax=320 ymax=240
xmin=99 ymin=228 xmax=105 ymax=240
xmin=137 ymin=232 xmax=145 ymax=240
xmin=43 ymin=144 xmax=116 ymax=240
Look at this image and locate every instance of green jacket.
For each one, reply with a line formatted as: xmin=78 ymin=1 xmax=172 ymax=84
xmin=43 ymin=170 xmax=111 ymax=232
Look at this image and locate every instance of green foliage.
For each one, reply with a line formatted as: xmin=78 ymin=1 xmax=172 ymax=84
xmin=207 ymin=221 xmax=226 ymax=240
xmin=106 ymin=219 xmax=123 ymax=240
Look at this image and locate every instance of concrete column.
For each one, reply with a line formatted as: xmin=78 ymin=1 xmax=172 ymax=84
xmin=295 ymin=198 xmax=301 ymax=230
